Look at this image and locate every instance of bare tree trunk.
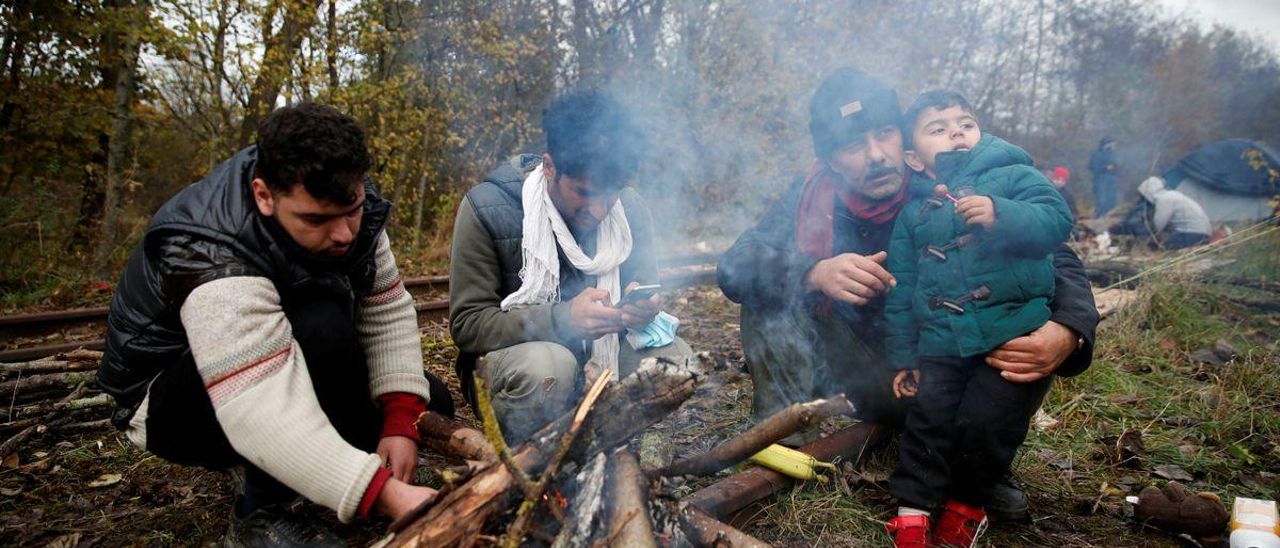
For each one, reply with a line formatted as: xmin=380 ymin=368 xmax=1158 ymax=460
xmin=412 ymin=170 xmax=429 ymax=248
xmin=238 ymin=0 xmax=321 ymax=148
xmin=0 ymin=0 xmax=28 ymax=134
xmin=92 ymin=0 xmax=149 ymax=276
xmin=631 ymin=0 xmax=665 ymax=67
xmin=326 ymin=0 xmax=338 ymax=90
xmin=571 ymin=0 xmax=598 ymax=84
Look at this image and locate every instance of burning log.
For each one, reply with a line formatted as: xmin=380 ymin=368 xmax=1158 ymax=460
xmin=651 ymin=395 xmax=852 ymax=479
xmin=505 ymin=369 xmax=613 ymax=547
xmin=414 ymin=411 xmax=497 ymax=464
xmin=687 ymin=423 xmax=890 ymax=520
xmin=606 ymin=450 xmax=657 ymax=548
xmin=678 ymin=503 xmax=771 ymax=548
xmin=386 ymin=354 xmax=711 ymax=548
xmin=551 ymin=453 xmax=607 ymax=547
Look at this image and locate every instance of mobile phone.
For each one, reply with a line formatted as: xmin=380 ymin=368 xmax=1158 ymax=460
xmin=617 ymin=284 xmax=662 ymax=307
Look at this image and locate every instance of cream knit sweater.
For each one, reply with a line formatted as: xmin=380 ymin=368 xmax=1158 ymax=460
xmin=126 ymin=232 xmax=429 ymax=522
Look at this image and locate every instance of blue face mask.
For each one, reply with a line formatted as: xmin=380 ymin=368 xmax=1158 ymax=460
xmin=625 ymin=311 xmax=680 ymax=350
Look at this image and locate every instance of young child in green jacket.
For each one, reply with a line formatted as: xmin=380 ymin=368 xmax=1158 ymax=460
xmin=882 ymin=90 xmax=1073 ymax=548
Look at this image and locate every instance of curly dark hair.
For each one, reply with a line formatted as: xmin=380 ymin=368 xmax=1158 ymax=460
xmin=254 ymin=103 xmax=371 ymax=205
xmin=542 ymin=91 xmax=644 ymax=190
xmin=902 ymin=90 xmax=975 ymax=150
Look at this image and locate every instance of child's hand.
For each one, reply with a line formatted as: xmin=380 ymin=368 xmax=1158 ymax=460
xmin=955 ymin=195 xmax=996 ymax=228
xmin=892 ymin=369 xmax=920 ymax=399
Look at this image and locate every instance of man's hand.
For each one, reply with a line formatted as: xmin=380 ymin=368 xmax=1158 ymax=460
xmin=955 ymin=196 xmax=996 ymax=228
xmin=376 ymin=436 xmax=418 ymax=483
xmin=892 ymin=369 xmax=920 ymax=399
xmin=567 ymin=288 xmax=625 ymax=339
xmin=986 ymin=320 xmax=1079 ymax=382
xmin=374 ymin=478 xmax=438 ymax=521
xmin=617 ymin=281 xmax=660 ymax=329
xmin=804 ymin=251 xmax=896 ymax=305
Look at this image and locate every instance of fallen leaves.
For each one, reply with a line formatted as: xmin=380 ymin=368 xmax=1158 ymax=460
xmin=1099 ymin=430 xmax=1145 ymax=467
xmin=87 ymin=473 xmax=123 ymax=488
xmin=1152 ymin=464 xmax=1194 ymax=482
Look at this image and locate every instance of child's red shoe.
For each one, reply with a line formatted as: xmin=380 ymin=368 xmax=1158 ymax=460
xmin=934 ymin=500 xmax=989 ymax=548
xmin=885 ymin=514 xmax=932 ymax=548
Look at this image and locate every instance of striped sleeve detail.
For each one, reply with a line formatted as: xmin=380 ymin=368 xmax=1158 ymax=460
xmin=361 ymin=275 xmax=406 ymax=306
xmin=200 ymin=327 xmax=293 ymax=385
xmin=205 ymin=343 xmax=294 ymax=407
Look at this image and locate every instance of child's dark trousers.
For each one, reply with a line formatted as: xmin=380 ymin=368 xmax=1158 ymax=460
xmin=888 ymin=354 xmax=1053 ymax=511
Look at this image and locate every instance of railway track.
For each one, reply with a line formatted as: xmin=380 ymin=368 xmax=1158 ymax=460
xmin=0 ymin=254 xmax=719 ymax=362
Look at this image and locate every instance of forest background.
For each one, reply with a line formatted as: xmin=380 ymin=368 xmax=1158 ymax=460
xmin=2 ymin=0 xmax=1278 ymax=310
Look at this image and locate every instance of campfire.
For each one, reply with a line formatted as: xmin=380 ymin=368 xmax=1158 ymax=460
xmin=385 ymin=353 xmax=884 ymax=547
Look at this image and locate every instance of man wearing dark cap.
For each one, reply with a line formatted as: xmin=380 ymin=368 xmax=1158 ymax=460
xmin=716 ymin=67 xmax=1099 ymax=520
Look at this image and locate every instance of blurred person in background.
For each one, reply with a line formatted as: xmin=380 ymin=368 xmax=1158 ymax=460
xmin=1089 ymin=136 xmax=1119 ymax=218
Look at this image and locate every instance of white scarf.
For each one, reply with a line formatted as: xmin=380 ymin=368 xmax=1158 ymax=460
xmin=500 ymin=164 xmax=633 ymax=375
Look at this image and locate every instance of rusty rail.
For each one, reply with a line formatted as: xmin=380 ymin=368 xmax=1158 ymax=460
xmin=1 ymin=257 xmax=718 ymax=362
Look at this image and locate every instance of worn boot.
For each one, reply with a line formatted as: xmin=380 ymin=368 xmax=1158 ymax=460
xmin=885 ymin=514 xmax=932 ymax=548
xmin=934 ymin=500 xmax=989 ymax=548
xmin=223 ymin=501 xmax=345 ymax=548
xmin=981 ymin=473 xmax=1030 ymax=521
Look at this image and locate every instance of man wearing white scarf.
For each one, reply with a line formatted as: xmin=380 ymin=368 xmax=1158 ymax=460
xmin=448 ymin=92 xmax=693 ymax=443
xmin=499 ymin=161 xmax=633 ymax=377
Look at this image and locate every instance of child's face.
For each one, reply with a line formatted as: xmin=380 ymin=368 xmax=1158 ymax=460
xmin=904 ymin=105 xmax=981 ymax=178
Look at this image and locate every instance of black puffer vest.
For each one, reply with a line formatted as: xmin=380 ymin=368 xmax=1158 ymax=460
xmin=98 ymin=146 xmax=390 ymax=428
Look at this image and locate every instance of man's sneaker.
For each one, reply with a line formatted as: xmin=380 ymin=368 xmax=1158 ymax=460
xmin=981 ymin=473 xmax=1030 ymax=521
xmin=223 ymin=503 xmax=345 ymax=548
xmin=885 ymin=514 xmax=932 ymax=548
xmin=934 ymin=500 xmax=989 ymax=548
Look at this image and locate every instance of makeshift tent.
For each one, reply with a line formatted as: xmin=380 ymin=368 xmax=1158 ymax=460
xmin=1164 ymin=139 xmax=1279 ymax=223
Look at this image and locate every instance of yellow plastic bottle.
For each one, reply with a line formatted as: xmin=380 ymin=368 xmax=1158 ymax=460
xmin=1230 ymin=497 xmax=1280 ymax=548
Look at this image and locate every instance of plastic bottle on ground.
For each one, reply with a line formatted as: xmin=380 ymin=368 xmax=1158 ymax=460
xmin=1230 ymin=497 xmax=1280 ymax=548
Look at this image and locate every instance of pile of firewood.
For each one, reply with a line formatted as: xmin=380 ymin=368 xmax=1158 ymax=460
xmin=0 ymin=349 xmax=113 ymax=462
xmin=384 ymin=353 xmax=886 ymax=548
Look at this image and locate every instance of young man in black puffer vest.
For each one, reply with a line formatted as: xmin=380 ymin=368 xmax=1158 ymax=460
xmin=100 ymin=103 xmax=452 ymax=546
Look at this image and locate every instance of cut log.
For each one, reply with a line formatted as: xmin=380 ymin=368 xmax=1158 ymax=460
xmin=414 ymin=411 xmax=497 ymax=464
xmin=678 ymin=503 xmax=772 ymax=548
xmin=386 ymin=354 xmax=711 ymax=548
xmin=687 ymin=423 xmax=889 ymax=520
xmin=651 ymin=395 xmax=852 ymax=478
xmin=606 ymin=450 xmax=657 ymax=548
xmin=13 ymin=394 xmax=112 ymax=418
xmin=0 ymin=383 xmax=89 ymax=460
xmin=0 ymin=371 xmax=96 ymax=395
xmin=0 ymin=358 xmax=100 ymax=377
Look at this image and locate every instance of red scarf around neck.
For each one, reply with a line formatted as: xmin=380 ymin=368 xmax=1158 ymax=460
xmin=794 ymin=160 xmax=910 ymax=259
